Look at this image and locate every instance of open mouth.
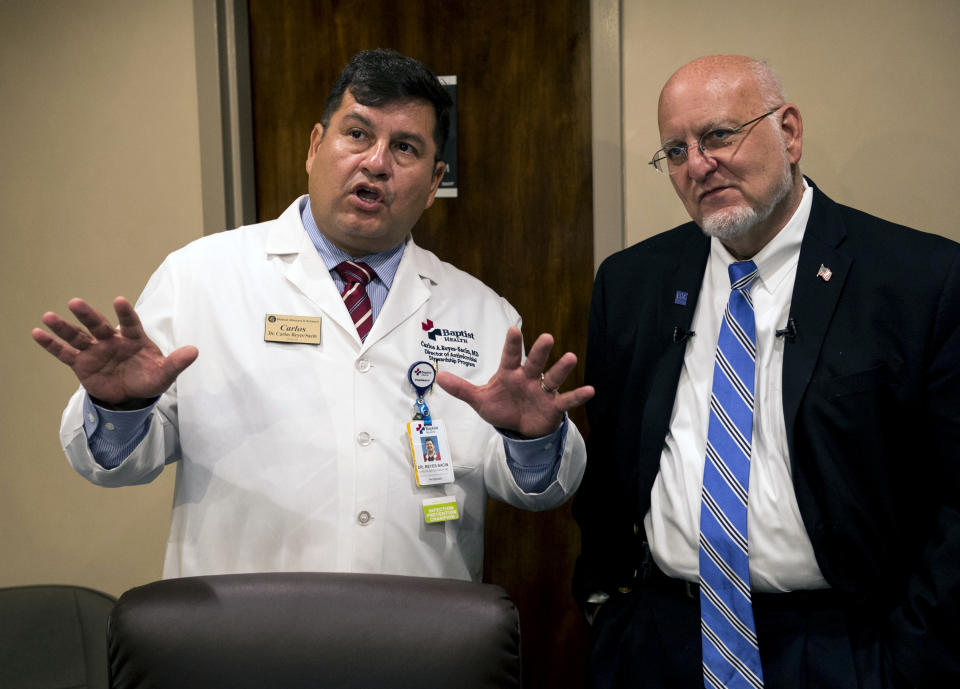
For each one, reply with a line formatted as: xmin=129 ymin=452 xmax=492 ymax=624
xmin=354 ymin=185 xmax=382 ymax=204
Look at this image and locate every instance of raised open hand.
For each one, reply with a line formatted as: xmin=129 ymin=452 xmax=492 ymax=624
xmin=32 ymin=297 xmax=198 ymax=408
xmin=436 ymin=326 xmax=594 ymax=438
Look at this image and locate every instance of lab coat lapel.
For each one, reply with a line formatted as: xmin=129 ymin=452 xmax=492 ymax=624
xmin=265 ymin=199 xmax=359 ymax=339
xmin=363 ymin=238 xmax=431 ymax=348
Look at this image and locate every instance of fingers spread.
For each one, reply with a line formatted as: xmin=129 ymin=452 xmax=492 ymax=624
xmin=113 ymin=297 xmax=145 ymax=340
xmin=68 ymin=298 xmax=117 ymax=341
xmin=41 ymin=311 xmax=81 ymax=341
xmin=165 ymin=345 xmax=200 ymax=378
xmin=31 ymin=327 xmax=52 ymax=348
xmin=31 ymin=327 xmax=77 ymax=365
xmin=498 ymin=327 xmax=524 ymax=371
xmin=541 ymin=351 xmax=578 ymax=390
xmin=555 ymin=385 xmax=595 ymax=411
xmin=523 ymin=332 xmax=555 ymax=379
xmin=435 ymin=370 xmax=478 ymax=406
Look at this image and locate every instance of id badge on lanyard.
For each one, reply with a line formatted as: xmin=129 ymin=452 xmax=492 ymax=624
xmin=406 ymin=361 xmax=459 ymax=523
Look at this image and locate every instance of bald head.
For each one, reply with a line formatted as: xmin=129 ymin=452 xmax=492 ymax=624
xmin=659 ymin=55 xmax=785 ymax=128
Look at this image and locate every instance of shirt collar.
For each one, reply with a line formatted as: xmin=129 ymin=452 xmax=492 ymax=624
xmin=299 ymin=196 xmax=405 ymax=289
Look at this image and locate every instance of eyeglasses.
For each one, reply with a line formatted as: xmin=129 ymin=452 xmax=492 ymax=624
xmin=649 ymin=108 xmax=781 ymax=175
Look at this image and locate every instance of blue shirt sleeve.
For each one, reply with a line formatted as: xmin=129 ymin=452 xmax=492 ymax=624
xmin=82 ymin=393 xmax=156 ymax=469
xmin=500 ymin=414 xmax=568 ymax=493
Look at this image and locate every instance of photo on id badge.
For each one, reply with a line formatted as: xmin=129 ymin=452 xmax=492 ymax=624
xmin=409 ymin=421 xmax=454 ymax=486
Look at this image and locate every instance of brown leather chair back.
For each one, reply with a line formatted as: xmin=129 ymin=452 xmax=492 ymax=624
xmin=107 ymin=572 xmax=521 ymax=688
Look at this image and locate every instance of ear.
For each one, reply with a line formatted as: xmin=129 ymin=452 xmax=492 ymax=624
xmin=779 ymin=104 xmax=803 ymax=165
xmin=423 ymin=160 xmax=446 ymax=209
xmin=305 ymin=123 xmax=326 ymax=173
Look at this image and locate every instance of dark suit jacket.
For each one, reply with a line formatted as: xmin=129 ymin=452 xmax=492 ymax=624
xmin=573 ymin=182 xmax=960 ymax=685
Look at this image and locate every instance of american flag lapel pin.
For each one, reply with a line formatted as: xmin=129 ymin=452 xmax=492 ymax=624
xmin=817 ymin=264 xmax=833 ymax=282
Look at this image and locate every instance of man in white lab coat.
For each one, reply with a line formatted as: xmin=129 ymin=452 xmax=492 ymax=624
xmin=33 ymin=49 xmax=592 ymax=580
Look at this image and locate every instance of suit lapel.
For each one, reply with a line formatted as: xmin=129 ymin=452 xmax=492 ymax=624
xmin=655 ymin=228 xmax=711 ymax=357
xmin=636 ymin=228 xmax=711 ymax=497
xmin=782 ymin=184 xmax=851 ymax=446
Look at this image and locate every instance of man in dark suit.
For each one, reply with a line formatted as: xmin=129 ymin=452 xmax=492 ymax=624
xmin=574 ymin=54 xmax=960 ymax=689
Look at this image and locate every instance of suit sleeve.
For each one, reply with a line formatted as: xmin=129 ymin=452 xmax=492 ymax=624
xmin=888 ymin=248 xmax=960 ymax=684
xmin=572 ymin=261 xmax=644 ymax=602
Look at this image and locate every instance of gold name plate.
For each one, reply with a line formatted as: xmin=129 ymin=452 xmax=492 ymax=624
xmin=264 ymin=314 xmax=322 ymax=344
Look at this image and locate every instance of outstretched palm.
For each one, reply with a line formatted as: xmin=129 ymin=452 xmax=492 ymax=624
xmin=32 ymin=297 xmax=198 ymax=408
xmin=436 ymin=327 xmax=594 ymax=438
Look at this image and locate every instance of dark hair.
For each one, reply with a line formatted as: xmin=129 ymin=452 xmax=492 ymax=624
xmin=320 ymin=49 xmax=452 ymax=161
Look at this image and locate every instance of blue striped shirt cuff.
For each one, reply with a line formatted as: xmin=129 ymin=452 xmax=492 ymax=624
xmin=501 ymin=415 xmax=568 ymax=493
xmin=82 ymin=393 xmax=156 ymax=469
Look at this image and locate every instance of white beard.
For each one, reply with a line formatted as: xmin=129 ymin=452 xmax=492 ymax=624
xmin=701 ymin=204 xmax=761 ymax=239
xmin=701 ymin=155 xmax=793 ymax=240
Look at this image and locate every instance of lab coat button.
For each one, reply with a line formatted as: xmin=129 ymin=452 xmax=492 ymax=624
xmin=357 ymin=510 xmax=372 ymax=525
xmin=356 ymin=359 xmax=371 ymax=372
xmin=357 ymin=432 xmax=371 ymax=446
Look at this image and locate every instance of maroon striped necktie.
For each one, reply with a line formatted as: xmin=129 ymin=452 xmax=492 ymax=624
xmin=335 ymin=260 xmax=377 ymax=341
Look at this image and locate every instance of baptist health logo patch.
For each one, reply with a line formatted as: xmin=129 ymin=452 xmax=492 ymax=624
xmin=420 ymin=318 xmax=480 ymax=368
xmin=421 ymin=318 xmax=475 ymax=343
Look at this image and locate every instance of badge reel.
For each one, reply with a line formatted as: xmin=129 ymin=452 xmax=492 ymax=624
xmin=406 ymin=361 xmax=459 ymax=523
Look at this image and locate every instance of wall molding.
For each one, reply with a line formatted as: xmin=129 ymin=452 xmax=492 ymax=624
xmin=590 ymin=0 xmax=624 ymax=271
xmin=193 ymin=0 xmax=256 ymax=235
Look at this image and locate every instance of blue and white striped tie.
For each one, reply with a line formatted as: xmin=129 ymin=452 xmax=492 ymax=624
xmin=699 ymin=260 xmax=764 ymax=689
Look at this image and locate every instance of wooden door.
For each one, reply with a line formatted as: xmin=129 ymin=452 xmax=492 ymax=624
xmin=247 ymin=2 xmax=593 ymax=686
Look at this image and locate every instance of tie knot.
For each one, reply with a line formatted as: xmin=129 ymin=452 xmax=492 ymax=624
xmin=728 ymin=260 xmax=758 ymax=291
xmin=335 ymin=260 xmax=376 ymax=286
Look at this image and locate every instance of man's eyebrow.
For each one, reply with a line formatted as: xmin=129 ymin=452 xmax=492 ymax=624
xmin=342 ymin=112 xmax=374 ymax=129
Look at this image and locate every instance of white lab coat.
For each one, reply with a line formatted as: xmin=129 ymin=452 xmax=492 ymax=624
xmin=60 ymin=197 xmax=586 ymax=581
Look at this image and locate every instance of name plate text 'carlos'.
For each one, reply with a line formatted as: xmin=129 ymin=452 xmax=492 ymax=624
xmin=264 ymin=314 xmax=322 ymax=344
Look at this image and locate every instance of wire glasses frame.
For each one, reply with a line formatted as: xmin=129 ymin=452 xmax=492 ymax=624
xmin=649 ymin=108 xmax=781 ymax=174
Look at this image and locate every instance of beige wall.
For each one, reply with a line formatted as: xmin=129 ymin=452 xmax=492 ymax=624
xmin=0 ymin=0 xmax=202 ymax=595
xmin=621 ymin=0 xmax=960 ymax=248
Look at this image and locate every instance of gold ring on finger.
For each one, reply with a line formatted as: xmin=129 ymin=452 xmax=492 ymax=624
xmin=539 ymin=372 xmax=558 ymax=394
